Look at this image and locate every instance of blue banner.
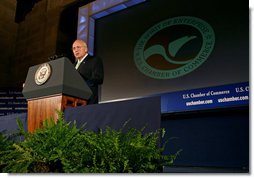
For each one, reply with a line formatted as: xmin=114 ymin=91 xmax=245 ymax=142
xmin=0 ymin=88 xmax=27 ymax=116
xmin=161 ymin=82 xmax=249 ymax=113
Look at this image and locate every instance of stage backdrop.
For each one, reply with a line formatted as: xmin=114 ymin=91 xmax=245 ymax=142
xmin=94 ymin=0 xmax=248 ymax=103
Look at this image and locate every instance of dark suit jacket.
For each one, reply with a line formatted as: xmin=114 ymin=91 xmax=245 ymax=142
xmin=75 ymin=55 xmax=104 ymax=104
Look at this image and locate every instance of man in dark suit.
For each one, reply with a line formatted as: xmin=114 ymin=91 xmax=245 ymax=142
xmin=72 ymin=39 xmax=104 ymax=104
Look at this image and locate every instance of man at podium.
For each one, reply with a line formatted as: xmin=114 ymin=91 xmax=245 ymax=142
xmin=72 ymin=39 xmax=104 ymax=104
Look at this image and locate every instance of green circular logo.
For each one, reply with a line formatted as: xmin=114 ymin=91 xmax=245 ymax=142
xmin=134 ymin=16 xmax=215 ymax=79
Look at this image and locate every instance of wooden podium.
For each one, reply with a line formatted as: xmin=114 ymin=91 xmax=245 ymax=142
xmin=22 ymin=57 xmax=92 ymax=132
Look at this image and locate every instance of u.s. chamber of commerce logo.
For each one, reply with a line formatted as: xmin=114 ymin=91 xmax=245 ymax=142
xmin=34 ymin=63 xmax=52 ymax=85
xmin=134 ymin=16 xmax=215 ymax=79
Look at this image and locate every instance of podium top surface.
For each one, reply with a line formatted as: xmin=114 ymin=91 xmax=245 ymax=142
xmin=22 ymin=57 xmax=92 ymax=100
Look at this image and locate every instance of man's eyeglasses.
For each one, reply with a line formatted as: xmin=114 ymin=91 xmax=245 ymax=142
xmin=72 ymin=46 xmax=85 ymax=50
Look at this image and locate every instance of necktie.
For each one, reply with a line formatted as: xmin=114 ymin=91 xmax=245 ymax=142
xmin=75 ymin=60 xmax=82 ymax=69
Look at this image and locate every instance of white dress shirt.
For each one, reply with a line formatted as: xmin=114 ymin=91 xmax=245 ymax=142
xmin=75 ymin=54 xmax=88 ymax=69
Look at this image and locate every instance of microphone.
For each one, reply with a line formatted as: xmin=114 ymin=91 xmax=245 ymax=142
xmin=48 ymin=53 xmax=65 ymax=61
